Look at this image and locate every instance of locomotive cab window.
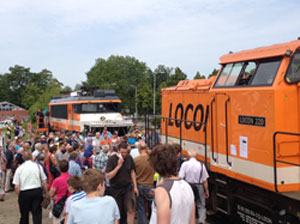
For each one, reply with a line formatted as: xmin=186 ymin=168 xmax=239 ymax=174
xmin=214 ymin=57 xmax=282 ymax=88
xmin=250 ymin=58 xmax=281 ymax=86
xmin=215 ymin=63 xmax=243 ymax=87
xmin=285 ymin=49 xmax=300 ymax=84
xmin=236 ymin=62 xmax=256 ymax=85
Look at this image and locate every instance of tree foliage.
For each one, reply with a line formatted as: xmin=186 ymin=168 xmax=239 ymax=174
xmin=208 ymin=68 xmax=219 ymax=78
xmin=1 ymin=57 xmax=216 ymax=121
xmin=84 ymin=58 xmax=187 ymax=116
xmin=0 ymin=65 xmax=64 ymax=121
xmin=193 ymin=71 xmax=206 ymax=79
xmin=84 ymin=55 xmax=151 ymax=115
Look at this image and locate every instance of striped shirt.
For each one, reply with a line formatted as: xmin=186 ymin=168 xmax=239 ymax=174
xmin=65 ymin=191 xmax=87 ymax=213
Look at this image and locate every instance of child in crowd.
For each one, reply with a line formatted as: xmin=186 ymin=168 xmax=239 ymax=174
xmin=67 ymin=169 xmax=120 ymax=224
xmin=64 ymin=175 xmax=86 ymax=224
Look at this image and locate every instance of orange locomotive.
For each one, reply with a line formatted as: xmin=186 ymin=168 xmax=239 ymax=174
xmin=159 ymin=39 xmax=300 ymax=223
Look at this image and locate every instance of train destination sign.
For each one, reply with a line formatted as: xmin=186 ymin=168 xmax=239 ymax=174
xmin=238 ymin=115 xmax=266 ymax=127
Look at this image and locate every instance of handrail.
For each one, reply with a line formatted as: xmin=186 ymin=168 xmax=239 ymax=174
xmin=225 ymin=97 xmax=232 ymax=166
xmin=210 ymin=98 xmax=217 ymax=162
xmin=273 ymin=131 xmax=300 ymax=192
xmin=145 ymin=114 xmax=208 ymax=167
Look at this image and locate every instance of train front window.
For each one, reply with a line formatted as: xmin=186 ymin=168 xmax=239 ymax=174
xmin=215 ymin=63 xmax=243 ymax=87
xmin=236 ymin=62 xmax=257 ymax=86
xmin=285 ymin=49 xmax=300 ymax=84
xmin=82 ymin=103 xmax=98 ymax=113
xmin=79 ymin=103 xmax=121 ymax=113
xmin=250 ymin=58 xmax=281 ymax=86
xmin=214 ymin=57 xmax=281 ymax=88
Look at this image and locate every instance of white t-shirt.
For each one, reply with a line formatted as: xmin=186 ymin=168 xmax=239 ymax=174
xmin=179 ymin=158 xmax=209 ymax=184
xmin=13 ymin=160 xmax=47 ymax=191
xmin=150 ymin=179 xmax=194 ymax=224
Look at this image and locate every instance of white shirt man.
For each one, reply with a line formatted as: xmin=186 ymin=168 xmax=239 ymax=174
xmin=93 ymin=132 xmax=101 ymax=154
xmin=179 ymin=149 xmax=209 ymax=224
xmin=13 ymin=151 xmax=48 ymax=224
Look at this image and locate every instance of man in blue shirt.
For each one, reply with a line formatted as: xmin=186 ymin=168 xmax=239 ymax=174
xmin=68 ymin=152 xmax=82 ymax=176
xmin=83 ymin=138 xmax=94 ymax=168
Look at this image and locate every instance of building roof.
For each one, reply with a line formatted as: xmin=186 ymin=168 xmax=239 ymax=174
xmin=0 ymin=101 xmax=27 ymax=111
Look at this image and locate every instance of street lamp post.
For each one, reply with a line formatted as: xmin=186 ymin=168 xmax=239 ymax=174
xmin=153 ymin=73 xmax=156 ymax=115
xmin=130 ymin=85 xmax=138 ymax=119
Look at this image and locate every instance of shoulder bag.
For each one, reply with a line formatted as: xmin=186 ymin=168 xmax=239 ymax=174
xmin=37 ymin=163 xmax=50 ymax=209
xmin=52 ymin=190 xmax=68 ymax=218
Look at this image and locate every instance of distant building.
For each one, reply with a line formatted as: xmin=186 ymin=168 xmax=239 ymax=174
xmin=0 ymin=101 xmax=29 ymax=122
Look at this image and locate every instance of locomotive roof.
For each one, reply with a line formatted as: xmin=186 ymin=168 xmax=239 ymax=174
xmin=49 ymin=95 xmax=121 ymax=104
xmin=220 ymin=39 xmax=300 ymax=64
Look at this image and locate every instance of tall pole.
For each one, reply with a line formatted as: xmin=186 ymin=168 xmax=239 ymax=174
xmin=135 ymin=86 xmax=138 ymax=119
xmin=130 ymin=85 xmax=138 ymax=119
xmin=153 ymin=73 xmax=156 ymax=115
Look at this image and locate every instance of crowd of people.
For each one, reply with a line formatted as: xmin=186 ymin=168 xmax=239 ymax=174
xmin=0 ymin=124 xmax=210 ymax=224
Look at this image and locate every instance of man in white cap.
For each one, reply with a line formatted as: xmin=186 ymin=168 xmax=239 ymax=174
xmin=179 ymin=149 xmax=209 ymax=224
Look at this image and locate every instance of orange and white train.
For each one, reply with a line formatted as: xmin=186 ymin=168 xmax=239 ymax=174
xmin=157 ymin=39 xmax=300 ymax=223
xmin=48 ymin=90 xmax=133 ymax=134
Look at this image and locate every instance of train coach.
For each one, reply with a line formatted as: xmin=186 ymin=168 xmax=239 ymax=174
xmin=156 ymin=39 xmax=300 ymax=223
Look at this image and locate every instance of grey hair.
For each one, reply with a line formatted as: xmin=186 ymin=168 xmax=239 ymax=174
xmin=102 ymin=144 xmax=110 ymax=153
xmin=188 ymin=149 xmax=197 ymax=157
xmin=38 ymin=152 xmax=46 ymax=161
xmin=41 ymin=144 xmax=47 ymax=150
xmin=23 ymin=150 xmax=32 ymax=161
xmin=35 ymin=143 xmax=42 ymax=151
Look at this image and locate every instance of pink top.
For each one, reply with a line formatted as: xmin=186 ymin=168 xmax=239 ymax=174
xmin=52 ymin=172 xmax=71 ymax=203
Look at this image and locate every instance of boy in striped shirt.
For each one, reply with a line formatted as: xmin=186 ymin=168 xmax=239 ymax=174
xmin=64 ymin=175 xmax=86 ymax=224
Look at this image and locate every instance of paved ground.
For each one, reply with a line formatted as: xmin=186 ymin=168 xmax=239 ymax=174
xmin=0 ymin=191 xmax=51 ymax=224
xmin=0 ymin=191 xmax=220 ymax=224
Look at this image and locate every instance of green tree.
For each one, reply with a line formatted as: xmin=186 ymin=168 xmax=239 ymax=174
xmin=85 ymin=55 xmax=151 ymax=115
xmin=61 ymin=86 xmax=72 ymax=93
xmin=155 ymin=67 xmax=187 ymax=114
xmin=193 ymin=71 xmax=206 ymax=79
xmin=29 ymin=80 xmax=63 ymax=121
xmin=137 ymin=77 xmax=153 ymax=115
xmin=208 ymin=68 xmax=219 ymax=78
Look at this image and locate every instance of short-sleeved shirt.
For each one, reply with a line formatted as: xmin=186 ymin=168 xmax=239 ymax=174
xmin=56 ymin=150 xmax=63 ymax=162
xmin=65 ymin=191 xmax=86 ymax=214
xmin=84 ymin=144 xmax=93 ymax=158
xmin=93 ymin=138 xmax=101 ymax=153
xmin=179 ymin=158 xmax=209 ymax=184
xmin=93 ymin=152 xmax=108 ymax=171
xmin=100 ymin=139 xmax=110 ymax=146
xmin=16 ymin=153 xmax=24 ymax=165
xmin=128 ymin=138 xmax=137 ymax=146
xmin=52 ymin=172 xmax=70 ymax=203
xmin=5 ymin=150 xmax=13 ymax=169
xmin=68 ymin=160 xmax=82 ymax=177
xmin=12 ymin=161 xmax=47 ymax=191
xmin=134 ymin=154 xmax=155 ymax=186
xmin=106 ymin=154 xmax=136 ymax=189
xmin=67 ymin=196 xmax=120 ymax=224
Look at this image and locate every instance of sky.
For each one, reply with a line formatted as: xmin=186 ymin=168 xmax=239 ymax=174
xmin=0 ymin=0 xmax=299 ymax=89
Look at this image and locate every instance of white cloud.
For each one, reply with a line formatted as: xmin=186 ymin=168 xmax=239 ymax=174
xmin=0 ymin=0 xmax=299 ymax=86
